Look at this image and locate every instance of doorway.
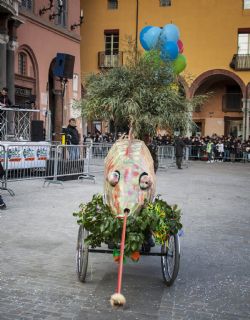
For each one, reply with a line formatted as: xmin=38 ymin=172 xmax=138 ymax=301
xmin=224 ymin=117 xmax=243 ymax=138
xmin=193 ymin=119 xmax=205 ymax=136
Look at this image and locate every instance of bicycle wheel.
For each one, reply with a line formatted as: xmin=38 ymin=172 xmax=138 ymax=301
xmin=76 ymin=225 xmax=89 ymax=282
xmin=161 ymin=233 xmax=180 ymax=286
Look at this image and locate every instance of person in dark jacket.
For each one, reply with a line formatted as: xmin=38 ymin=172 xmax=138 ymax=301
xmin=174 ymin=136 xmax=185 ymax=169
xmin=0 ymin=87 xmax=12 ymax=107
xmin=66 ymin=118 xmax=80 ymax=160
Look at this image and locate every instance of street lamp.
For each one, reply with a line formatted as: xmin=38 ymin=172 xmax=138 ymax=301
xmin=70 ymin=9 xmax=84 ymax=30
xmin=49 ymin=0 xmax=63 ymax=21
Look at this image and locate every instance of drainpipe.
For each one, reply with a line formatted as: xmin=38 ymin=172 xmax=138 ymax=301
xmin=246 ymin=82 xmax=250 ymax=141
xmin=135 ymin=0 xmax=139 ymax=50
xmin=242 ymin=83 xmax=248 ymax=141
xmin=242 ymin=97 xmax=246 ymax=141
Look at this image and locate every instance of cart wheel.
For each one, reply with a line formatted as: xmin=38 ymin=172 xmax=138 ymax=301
xmin=161 ymin=234 xmax=180 ymax=286
xmin=76 ymin=225 xmax=89 ymax=282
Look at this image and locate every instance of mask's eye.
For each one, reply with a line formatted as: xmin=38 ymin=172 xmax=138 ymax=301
xmin=108 ymin=171 xmax=120 ymax=186
xmin=139 ymin=172 xmax=151 ymax=190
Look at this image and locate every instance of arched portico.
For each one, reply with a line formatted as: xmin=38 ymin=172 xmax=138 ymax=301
xmin=190 ymin=69 xmax=246 ymax=98
xmin=189 ymin=69 xmax=246 ymax=138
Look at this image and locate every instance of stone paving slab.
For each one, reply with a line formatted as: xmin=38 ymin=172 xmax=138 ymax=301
xmin=0 ymin=162 xmax=250 ymax=319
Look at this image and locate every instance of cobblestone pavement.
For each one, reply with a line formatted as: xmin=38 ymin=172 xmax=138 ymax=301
xmin=0 ymin=162 xmax=250 ymax=320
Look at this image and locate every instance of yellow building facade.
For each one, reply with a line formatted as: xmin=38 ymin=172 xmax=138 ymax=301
xmin=80 ymin=0 xmax=250 ymax=139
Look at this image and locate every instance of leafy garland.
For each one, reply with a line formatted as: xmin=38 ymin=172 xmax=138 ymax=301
xmin=73 ymin=194 xmax=182 ymax=258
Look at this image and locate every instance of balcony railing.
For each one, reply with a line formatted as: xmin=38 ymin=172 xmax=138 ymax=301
xmin=0 ymin=0 xmax=19 ymax=15
xmin=230 ymin=54 xmax=250 ymax=71
xmin=98 ymin=52 xmax=123 ymax=68
xmin=222 ymin=93 xmax=242 ymax=112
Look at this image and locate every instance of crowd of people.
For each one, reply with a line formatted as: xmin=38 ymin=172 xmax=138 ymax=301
xmin=83 ymin=132 xmax=250 ymax=162
xmin=150 ymin=134 xmax=250 ymax=162
xmin=177 ymin=134 xmax=250 ymax=162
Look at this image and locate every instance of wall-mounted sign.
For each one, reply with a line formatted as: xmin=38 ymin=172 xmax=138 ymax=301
xmin=15 ymin=87 xmax=32 ymax=97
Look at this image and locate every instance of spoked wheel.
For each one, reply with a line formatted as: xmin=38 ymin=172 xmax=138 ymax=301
xmin=76 ymin=225 xmax=89 ymax=282
xmin=161 ymin=233 xmax=180 ymax=286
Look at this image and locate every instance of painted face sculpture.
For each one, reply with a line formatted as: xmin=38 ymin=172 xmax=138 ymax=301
xmin=104 ymin=139 xmax=156 ymax=216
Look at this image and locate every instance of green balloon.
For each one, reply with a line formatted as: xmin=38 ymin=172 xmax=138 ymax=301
xmin=173 ymin=54 xmax=187 ymax=74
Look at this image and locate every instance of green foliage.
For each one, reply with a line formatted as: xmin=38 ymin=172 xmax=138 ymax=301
xmin=73 ymin=194 xmax=182 ymax=257
xmin=75 ymin=46 xmax=207 ymax=138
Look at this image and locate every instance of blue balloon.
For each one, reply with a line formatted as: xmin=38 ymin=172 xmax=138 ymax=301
xmin=140 ymin=26 xmax=162 ymax=51
xmin=159 ymin=24 xmax=180 ymax=44
xmin=140 ymin=26 xmax=153 ymax=50
xmin=160 ymin=41 xmax=179 ymax=61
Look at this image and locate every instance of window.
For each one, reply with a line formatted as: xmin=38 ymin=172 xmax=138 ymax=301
xmin=238 ymin=33 xmax=250 ymax=54
xmin=18 ymin=52 xmax=27 ymax=76
xmin=57 ymin=0 xmax=67 ymax=27
xmin=222 ymin=86 xmax=242 ymax=112
xmin=20 ymin=0 xmax=33 ymax=10
xmin=108 ymin=0 xmax=118 ymax=10
xmin=244 ymin=0 xmax=250 ymax=9
xmin=160 ymin=0 xmax=171 ymax=6
xmin=105 ymin=30 xmax=119 ymax=55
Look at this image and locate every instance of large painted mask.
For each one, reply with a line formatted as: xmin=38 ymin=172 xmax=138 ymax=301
xmin=104 ymin=139 xmax=156 ymax=217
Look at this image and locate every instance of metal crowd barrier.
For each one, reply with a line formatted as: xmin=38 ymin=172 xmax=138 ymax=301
xmin=157 ymin=145 xmax=175 ymax=169
xmin=157 ymin=145 xmax=190 ymax=169
xmin=44 ymin=144 xmax=95 ymax=186
xmin=0 ymin=143 xmax=95 ymax=193
xmin=187 ymin=145 xmax=250 ymax=162
xmin=4 ymin=140 xmax=248 ymax=194
xmin=87 ymin=142 xmax=113 ymax=174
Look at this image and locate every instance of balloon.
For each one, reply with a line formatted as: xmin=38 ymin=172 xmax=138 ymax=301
xmin=172 ymin=54 xmax=187 ymax=74
xmin=140 ymin=26 xmax=162 ymax=51
xmin=177 ymin=39 xmax=184 ymax=53
xmin=160 ymin=41 xmax=179 ymax=61
xmin=159 ymin=24 xmax=180 ymax=44
xmin=139 ymin=26 xmax=153 ymax=50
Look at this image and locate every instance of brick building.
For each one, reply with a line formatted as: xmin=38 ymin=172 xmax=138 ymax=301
xmin=0 ymin=0 xmax=82 ymax=141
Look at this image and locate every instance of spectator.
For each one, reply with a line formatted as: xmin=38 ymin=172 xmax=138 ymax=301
xmin=0 ymin=87 xmax=12 ymax=107
xmin=66 ymin=118 xmax=80 ymax=160
xmin=84 ymin=132 xmax=93 ymax=144
xmin=174 ymin=136 xmax=185 ymax=169
xmin=216 ymin=140 xmax=224 ymax=162
xmin=206 ymin=140 xmax=214 ymax=163
xmin=224 ymin=138 xmax=231 ymax=162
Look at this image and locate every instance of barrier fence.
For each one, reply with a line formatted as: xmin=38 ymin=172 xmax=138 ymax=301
xmin=187 ymin=145 xmax=250 ymax=162
xmin=87 ymin=142 xmax=113 ymax=174
xmin=1 ymin=142 xmax=249 ymax=194
xmin=0 ymin=143 xmax=95 ymax=194
xmin=157 ymin=145 xmax=190 ymax=169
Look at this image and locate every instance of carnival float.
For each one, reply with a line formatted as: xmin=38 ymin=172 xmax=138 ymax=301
xmin=73 ymin=23 xmax=187 ymax=306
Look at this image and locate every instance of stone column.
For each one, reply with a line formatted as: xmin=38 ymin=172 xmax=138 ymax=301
xmin=6 ymin=40 xmax=18 ymax=135
xmin=7 ymin=41 xmax=17 ymax=103
xmin=0 ymin=14 xmax=9 ymax=89
xmin=0 ymin=35 xmax=9 ymax=89
xmin=242 ymin=98 xmax=247 ymax=141
xmin=7 ymin=19 xmax=20 ymax=135
xmin=246 ymin=99 xmax=250 ymax=141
